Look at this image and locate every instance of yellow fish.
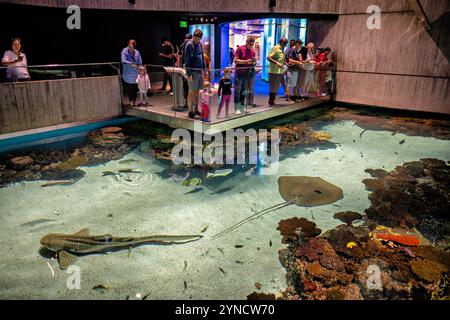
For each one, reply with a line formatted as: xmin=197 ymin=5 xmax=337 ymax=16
xmin=346 ymin=242 xmax=358 ymax=249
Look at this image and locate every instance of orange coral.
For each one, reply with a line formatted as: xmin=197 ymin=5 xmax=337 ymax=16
xmin=375 ymin=234 xmax=420 ymax=247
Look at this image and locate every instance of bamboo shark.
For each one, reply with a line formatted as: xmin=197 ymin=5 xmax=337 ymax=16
xmin=40 ymin=228 xmax=203 ymax=269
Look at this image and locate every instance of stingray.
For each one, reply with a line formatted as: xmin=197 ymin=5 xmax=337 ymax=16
xmin=211 ymin=176 xmax=343 ymax=240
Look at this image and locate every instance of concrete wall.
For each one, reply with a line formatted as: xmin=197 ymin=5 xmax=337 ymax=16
xmin=0 ymin=76 xmax=122 ymax=134
xmin=318 ymin=0 xmax=450 ymax=113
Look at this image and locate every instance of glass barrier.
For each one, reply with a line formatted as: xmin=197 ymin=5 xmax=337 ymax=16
xmin=144 ymin=59 xmax=336 ymax=125
xmin=0 ymin=62 xmax=120 ymax=82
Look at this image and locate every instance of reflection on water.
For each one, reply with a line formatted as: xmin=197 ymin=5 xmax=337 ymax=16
xmin=0 ymin=106 xmax=449 ymax=300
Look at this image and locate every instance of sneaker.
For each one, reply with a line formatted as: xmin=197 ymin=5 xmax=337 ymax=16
xmin=194 ymin=110 xmax=201 ymax=116
xmin=235 ymin=110 xmax=242 ymax=115
xmin=188 ymin=112 xmax=196 ymax=119
xmin=169 ymin=92 xmax=174 ymax=96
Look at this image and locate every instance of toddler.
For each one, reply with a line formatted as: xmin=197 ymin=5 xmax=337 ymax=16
xmin=136 ymin=65 xmax=151 ymax=106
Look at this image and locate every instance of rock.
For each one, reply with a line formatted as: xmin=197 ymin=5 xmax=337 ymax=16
xmin=364 ymin=159 xmax=450 ymax=244
xmin=277 ymin=217 xmax=321 ymax=242
xmin=333 ymin=211 xmax=364 ymax=226
xmin=247 ymin=292 xmax=277 ymax=300
xmin=101 ymin=127 xmax=122 ymax=134
xmin=311 ymin=132 xmax=332 ymax=141
xmin=410 ymin=259 xmax=448 ymax=282
xmin=10 ymin=156 xmax=33 ymax=167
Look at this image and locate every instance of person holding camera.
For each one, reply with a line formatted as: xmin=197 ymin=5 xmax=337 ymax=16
xmin=2 ymin=38 xmax=30 ymax=82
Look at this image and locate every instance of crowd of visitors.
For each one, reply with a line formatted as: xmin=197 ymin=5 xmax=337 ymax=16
xmin=1 ymin=32 xmax=335 ymax=122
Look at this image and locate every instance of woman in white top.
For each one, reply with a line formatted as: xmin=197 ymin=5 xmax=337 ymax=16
xmin=2 ymin=38 xmax=30 ymax=82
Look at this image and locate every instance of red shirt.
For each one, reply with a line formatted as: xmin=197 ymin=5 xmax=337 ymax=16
xmin=234 ymin=45 xmax=256 ymax=76
xmin=315 ymin=52 xmax=330 ymax=63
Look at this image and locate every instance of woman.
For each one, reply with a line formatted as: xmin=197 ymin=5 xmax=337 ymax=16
xmin=121 ymin=39 xmax=142 ymax=106
xmin=2 ymin=38 xmax=30 ymax=82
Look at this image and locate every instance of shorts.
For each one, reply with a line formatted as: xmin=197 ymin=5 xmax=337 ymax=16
xmin=286 ymin=70 xmax=299 ymax=88
xmin=187 ymin=72 xmax=204 ymax=91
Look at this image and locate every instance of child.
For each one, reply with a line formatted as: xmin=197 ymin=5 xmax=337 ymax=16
xmin=136 ymin=65 xmax=151 ymax=106
xmin=200 ymin=81 xmax=212 ymax=122
xmin=217 ymin=68 xmax=233 ymax=118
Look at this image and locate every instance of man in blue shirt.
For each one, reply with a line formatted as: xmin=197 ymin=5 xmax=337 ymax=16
xmin=184 ymin=29 xmax=207 ymax=119
xmin=121 ymin=39 xmax=142 ymax=106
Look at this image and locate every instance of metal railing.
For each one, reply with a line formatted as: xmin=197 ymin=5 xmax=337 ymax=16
xmin=0 ymin=62 xmax=121 ymax=82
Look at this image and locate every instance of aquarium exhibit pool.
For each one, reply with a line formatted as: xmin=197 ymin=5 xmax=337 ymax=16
xmin=0 ymin=106 xmax=449 ymax=300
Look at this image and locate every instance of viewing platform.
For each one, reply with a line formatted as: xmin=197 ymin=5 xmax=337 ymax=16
xmin=124 ymin=91 xmax=332 ymax=133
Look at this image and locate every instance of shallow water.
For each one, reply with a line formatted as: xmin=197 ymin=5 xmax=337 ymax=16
xmin=1 ymin=113 xmax=450 ymax=299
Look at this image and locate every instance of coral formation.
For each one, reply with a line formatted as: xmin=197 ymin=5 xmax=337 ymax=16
xmin=333 ymin=211 xmax=363 ymax=226
xmin=277 ymin=216 xmax=450 ymax=300
xmin=363 ymin=159 xmax=450 ymax=247
xmin=277 ymin=217 xmax=321 ymax=243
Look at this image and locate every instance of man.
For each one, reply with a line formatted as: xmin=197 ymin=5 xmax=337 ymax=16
xmin=159 ymin=37 xmax=175 ymax=94
xmin=184 ymin=29 xmax=207 ymax=119
xmin=285 ymin=40 xmax=304 ymax=102
xmin=267 ymin=37 xmax=288 ymax=107
xmin=234 ymin=36 xmax=257 ymax=114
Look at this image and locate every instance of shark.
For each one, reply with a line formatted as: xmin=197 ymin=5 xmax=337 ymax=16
xmin=40 ymin=228 xmax=203 ymax=269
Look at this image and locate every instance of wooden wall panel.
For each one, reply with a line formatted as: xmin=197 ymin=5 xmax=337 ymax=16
xmin=312 ymin=0 xmax=450 ymax=114
xmin=0 ymin=76 xmax=122 ymax=134
xmin=335 ymin=72 xmax=450 ymax=114
xmin=338 ymin=0 xmax=412 ymax=14
xmin=3 ymin=0 xmax=341 ymax=13
xmin=320 ymin=13 xmax=450 ymax=77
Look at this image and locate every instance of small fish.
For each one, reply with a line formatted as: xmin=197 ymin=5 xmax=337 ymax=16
xmin=395 ymin=152 xmax=399 ymax=155
xmin=183 ymin=281 xmax=187 ymax=292
xmin=346 ymin=242 xmax=358 ymax=249
xmin=353 ymin=139 xmax=356 ymax=143
xmin=93 ymin=284 xmax=110 ymax=292
xmin=219 ymin=267 xmax=227 ymax=276
xmin=255 ymin=282 xmax=262 ymax=290
xmin=217 ymin=248 xmax=225 ymax=256
xmin=399 ymin=139 xmax=406 ymax=145
xmin=102 ymin=171 xmax=118 ymax=177
xmin=201 ymin=224 xmax=209 ymax=233
xmin=210 ymin=187 xmax=233 ymax=194
xmin=182 ymin=177 xmax=202 ymax=186
xmin=183 ymin=260 xmax=187 ymax=270
xmin=119 ymin=159 xmax=140 ymax=164
xmin=314 ymin=190 xmax=322 ymax=195
xmin=185 ymin=187 xmax=204 ymax=195
xmin=206 ymin=169 xmax=233 ymax=179
xmin=235 ymin=245 xmax=244 ymax=248
xmin=235 ymin=261 xmax=244 ymax=265
xmin=119 ymin=169 xmax=142 ymax=174
xmin=21 ymin=218 xmax=56 ymax=228
xmin=41 ymin=180 xmax=75 ymax=187
xmin=269 ymin=240 xmax=272 ymax=247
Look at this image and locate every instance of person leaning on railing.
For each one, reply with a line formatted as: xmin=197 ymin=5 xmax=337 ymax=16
xmin=1 ymin=37 xmax=30 ymax=82
xmin=184 ymin=29 xmax=207 ymax=119
xmin=121 ymin=39 xmax=142 ymax=106
xmin=267 ymin=37 xmax=288 ymax=107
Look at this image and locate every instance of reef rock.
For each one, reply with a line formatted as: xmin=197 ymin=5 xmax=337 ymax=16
xmin=10 ymin=156 xmax=33 ymax=168
xmin=410 ymin=259 xmax=448 ymax=283
xmin=277 ymin=217 xmax=321 ymax=242
xmin=363 ymin=159 xmax=450 ymax=245
xmin=333 ymin=211 xmax=364 ymax=226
